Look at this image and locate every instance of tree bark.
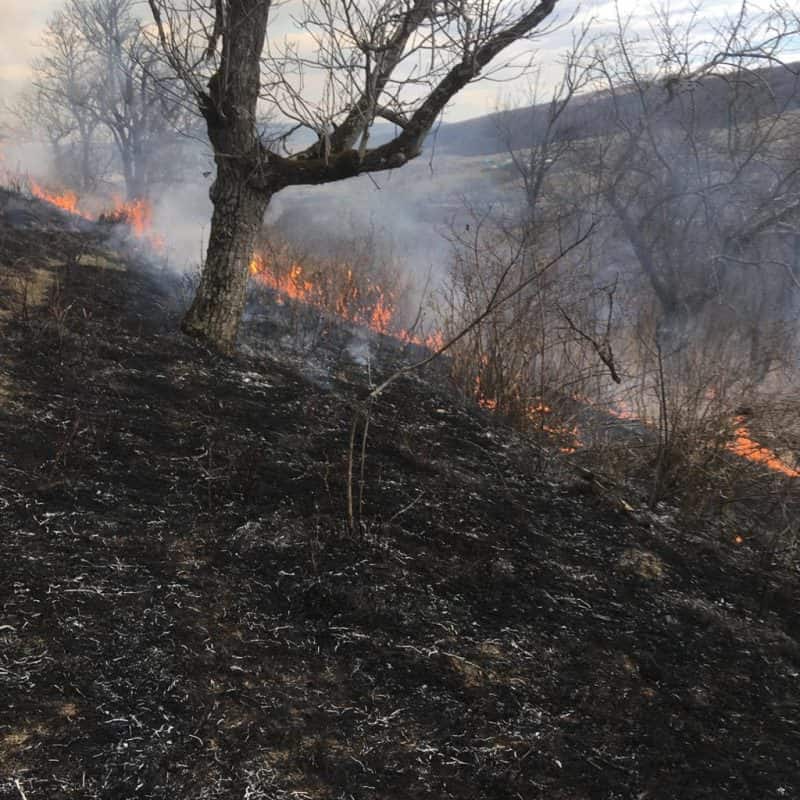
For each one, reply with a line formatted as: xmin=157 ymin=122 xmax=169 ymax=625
xmin=182 ymin=169 xmax=271 ymax=352
xmin=180 ymin=0 xmax=272 ymax=353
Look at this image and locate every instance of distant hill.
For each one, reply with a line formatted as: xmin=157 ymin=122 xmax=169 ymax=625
xmin=432 ymin=61 xmax=800 ymax=157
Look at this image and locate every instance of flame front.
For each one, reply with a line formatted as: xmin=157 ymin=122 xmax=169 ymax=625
xmin=111 ymin=197 xmax=151 ymax=237
xmin=20 ymin=186 xmax=800 ymax=476
xmin=27 ymin=180 xmax=162 ymax=249
xmin=370 ymin=296 xmax=393 ymax=335
xmin=249 ymin=251 xmax=435 ymax=345
xmin=727 ymin=416 xmax=799 ymax=478
xmin=608 ymin=401 xmax=636 ymax=420
xmin=29 ymin=181 xmax=91 ymax=219
xmin=250 ymin=256 xmax=316 ymax=305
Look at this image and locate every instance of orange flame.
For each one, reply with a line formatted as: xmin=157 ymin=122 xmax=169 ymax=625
xmin=727 ymin=416 xmax=799 ymax=478
xmin=396 ymin=328 xmax=444 ymax=351
xmin=249 ymin=251 xmax=441 ymax=348
xmin=471 ymin=381 xmax=581 ymax=452
xmin=528 ymin=402 xmax=581 ymax=453
xmin=250 ymin=256 xmax=316 ymax=305
xmin=370 ymin=295 xmax=393 ymax=335
xmin=474 ymin=374 xmax=498 ymax=410
xmin=608 ymin=401 xmax=637 ymax=420
xmin=27 ymin=181 xmax=163 ymax=249
xmin=423 ymin=330 xmax=445 ymax=352
xmin=110 ymin=197 xmax=150 ymax=237
xmin=29 ymin=180 xmax=91 ymax=219
xmin=104 ymin=196 xmax=164 ymax=250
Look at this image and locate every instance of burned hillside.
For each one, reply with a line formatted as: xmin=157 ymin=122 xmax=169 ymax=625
xmin=1 ymin=191 xmax=799 ymax=800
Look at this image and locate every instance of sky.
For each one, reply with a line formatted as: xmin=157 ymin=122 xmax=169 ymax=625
xmin=0 ymin=0 xmax=615 ymax=124
xmin=0 ymin=0 xmax=779 ymax=133
xmin=0 ymin=2 xmax=55 ymax=97
xmin=0 ymin=0 xmax=772 ymax=126
xmin=0 ymin=0 xmax=768 ymax=126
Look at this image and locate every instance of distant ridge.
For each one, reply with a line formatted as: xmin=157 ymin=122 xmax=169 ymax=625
xmin=431 ymin=60 xmax=800 ymax=157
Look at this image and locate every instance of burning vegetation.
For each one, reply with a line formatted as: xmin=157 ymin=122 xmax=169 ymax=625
xmin=25 ymin=178 xmax=164 ymax=250
xmin=14 ymin=165 xmax=799 ymax=483
xmin=3 ymin=0 xmax=800 ymax=796
xmin=728 ymin=416 xmax=800 ymax=479
xmin=248 ymin=233 xmax=442 ymax=350
xmin=28 ymin=181 xmax=86 ymax=218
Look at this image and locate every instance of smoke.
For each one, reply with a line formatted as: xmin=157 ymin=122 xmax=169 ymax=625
xmin=0 ymin=120 xmax=503 ymax=300
xmin=346 ymin=330 xmax=372 ymax=368
xmin=0 ymin=140 xmax=57 ymax=181
xmin=264 ymin=153 xmax=515 ymax=284
xmin=148 ymin=161 xmax=214 ymax=272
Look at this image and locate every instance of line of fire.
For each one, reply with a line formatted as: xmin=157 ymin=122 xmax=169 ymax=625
xmin=4 ymin=166 xmax=798 ymax=481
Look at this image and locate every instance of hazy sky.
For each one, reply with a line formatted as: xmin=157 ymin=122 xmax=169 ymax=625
xmin=0 ymin=0 xmax=755 ymax=125
xmin=0 ymin=2 xmax=55 ymax=91
xmin=0 ymin=0 xmax=597 ymax=123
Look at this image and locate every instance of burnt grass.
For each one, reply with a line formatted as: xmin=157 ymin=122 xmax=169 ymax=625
xmin=1 ymin=200 xmax=799 ymax=800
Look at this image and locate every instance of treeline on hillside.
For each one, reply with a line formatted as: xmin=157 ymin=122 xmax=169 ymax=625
xmin=436 ymin=60 xmax=800 ymax=157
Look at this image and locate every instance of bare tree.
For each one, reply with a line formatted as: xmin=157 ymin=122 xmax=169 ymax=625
xmin=13 ymin=0 xmax=193 ymax=201
xmin=63 ymin=0 xmax=193 ymax=200
xmin=432 ymin=36 xmax=634 ymax=422
xmin=15 ymin=11 xmax=102 ymax=191
xmin=584 ymin=4 xmax=800 ymax=378
xmin=146 ymin=0 xmax=564 ymax=351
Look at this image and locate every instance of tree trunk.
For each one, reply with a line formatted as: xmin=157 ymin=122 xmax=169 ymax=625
xmin=79 ymin=121 xmax=93 ymax=192
xmin=181 ymin=167 xmax=271 ymax=353
xmin=177 ymin=0 xmax=271 ymax=353
xmin=120 ymin=146 xmax=136 ymax=200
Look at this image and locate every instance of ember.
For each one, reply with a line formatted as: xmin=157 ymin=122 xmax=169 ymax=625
xmin=531 ymin=407 xmax=582 ymax=454
xmin=472 ymin=377 xmax=581 ymax=452
xmin=473 ymin=373 xmax=498 ymax=411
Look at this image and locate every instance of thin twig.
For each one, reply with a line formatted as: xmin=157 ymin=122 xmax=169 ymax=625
xmin=345 ymin=225 xmax=595 ymax=532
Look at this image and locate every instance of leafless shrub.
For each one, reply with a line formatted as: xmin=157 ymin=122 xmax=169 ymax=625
xmin=572 ymin=316 xmax=800 ymax=567
xmin=436 ymin=4 xmax=800 ymax=568
xmin=437 ymin=208 xmax=604 ymax=451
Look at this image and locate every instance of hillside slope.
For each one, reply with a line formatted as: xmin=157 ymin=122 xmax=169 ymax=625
xmin=434 ymin=61 xmax=800 ymax=157
xmin=1 ymin=193 xmax=799 ymax=800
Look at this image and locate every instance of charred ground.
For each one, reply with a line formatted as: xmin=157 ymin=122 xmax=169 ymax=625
xmin=1 ymin=193 xmax=799 ymax=799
